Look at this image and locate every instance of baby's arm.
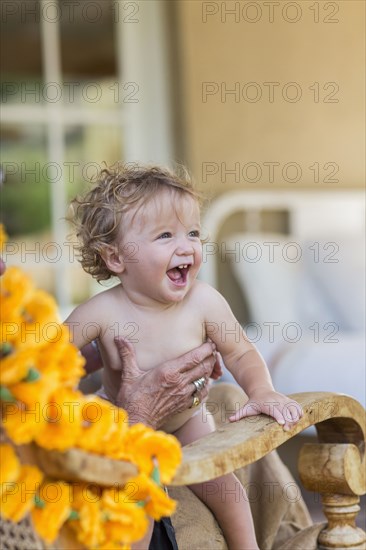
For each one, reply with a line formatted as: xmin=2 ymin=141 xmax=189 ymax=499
xmin=64 ymin=296 xmax=103 ymax=349
xmin=199 ymin=282 xmax=303 ymax=430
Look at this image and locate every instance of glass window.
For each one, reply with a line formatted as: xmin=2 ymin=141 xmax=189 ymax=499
xmin=60 ymin=0 xmax=118 ymax=109
xmin=65 ymin=124 xmax=123 ymax=199
xmin=0 ymin=123 xmax=57 ymax=294
xmin=1 ymin=0 xmax=171 ymax=308
xmin=64 ymin=123 xmax=123 ymax=303
xmin=60 ymin=0 xmax=117 ymax=78
xmin=0 ymin=0 xmax=43 ymax=104
xmin=1 ymin=124 xmax=50 ymax=236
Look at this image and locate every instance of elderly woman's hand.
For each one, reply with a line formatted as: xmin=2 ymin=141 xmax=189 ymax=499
xmin=113 ymin=337 xmax=219 ymax=429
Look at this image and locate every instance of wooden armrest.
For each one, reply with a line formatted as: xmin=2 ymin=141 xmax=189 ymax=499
xmin=32 ymin=446 xmax=138 ymax=486
xmin=170 ymin=390 xmax=366 ymax=550
xmin=32 ymin=391 xmax=365 ymax=491
xmin=171 ymin=391 xmax=366 ymax=486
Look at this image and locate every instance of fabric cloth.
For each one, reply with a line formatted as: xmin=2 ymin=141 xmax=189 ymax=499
xmin=149 ymin=518 xmax=179 ymax=550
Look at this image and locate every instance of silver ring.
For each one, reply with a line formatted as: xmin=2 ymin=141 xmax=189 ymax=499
xmin=190 ymin=394 xmax=200 ymax=409
xmin=192 ymin=376 xmax=205 ymax=393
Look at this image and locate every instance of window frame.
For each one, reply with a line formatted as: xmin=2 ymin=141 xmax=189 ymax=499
xmin=1 ymin=0 xmax=173 ymax=313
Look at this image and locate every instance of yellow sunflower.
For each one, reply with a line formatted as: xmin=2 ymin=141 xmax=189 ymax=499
xmin=52 ymin=342 xmax=86 ymax=386
xmin=34 ymin=388 xmax=83 ymax=451
xmin=0 ymin=266 xmax=35 ymax=327
xmin=98 ymin=541 xmax=130 ymax=550
xmin=126 ymin=430 xmax=182 ymax=484
xmin=0 ymin=347 xmax=39 ymax=387
xmin=77 ymin=395 xmax=125 ymax=453
xmin=14 ymin=289 xmax=60 ymax=348
xmin=9 ymin=363 xmax=60 ymax=410
xmin=102 ymin=488 xmax=149 ymax=544
xmin=122 ymin=423 xmax=152 ymax=444
xmin=89 ymin=403 xmax=129 ymax=459
xmin=0 ymin=444 xmax=21 ymax=497
xmin=106 ymin=422 xmax=152 ymax=462
xmin=123 ymin=473 xmax=176 ymax=521
xmin=1 ymin=401 xmax=47 ymax=444
xmin=31 ymin=481 xmax=72 ymax=543
xmin=0 ymin=464 xmax=43 ymax=522
xmin=36 ymin=330 xmax=85 ymax=388
xmin=68 ymin=484 xmax=105 ymax=548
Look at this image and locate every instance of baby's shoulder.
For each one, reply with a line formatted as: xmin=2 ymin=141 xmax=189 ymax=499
xmin=189 ymin=280 xmax=232 ymax=319
xmin=87 ymin=284 xmax=121 ymax=305
xmin=189 ymin=280 xmax=225 ymax=306
xmin=68 ymin=284 xmax=122 ymax=319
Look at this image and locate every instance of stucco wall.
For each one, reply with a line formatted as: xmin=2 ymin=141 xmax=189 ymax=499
xmin=175 ymin=1 xmax=365 ymax=194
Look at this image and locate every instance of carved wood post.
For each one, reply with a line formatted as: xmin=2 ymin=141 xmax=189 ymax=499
xmin=298 ymin=443 xmax=366 ymax=549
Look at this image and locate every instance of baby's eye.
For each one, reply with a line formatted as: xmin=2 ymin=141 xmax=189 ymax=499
xmin=158 ymin=232 xmax=172 ymax=239
xmin=189 ymin=230 xmax=200 ymax=238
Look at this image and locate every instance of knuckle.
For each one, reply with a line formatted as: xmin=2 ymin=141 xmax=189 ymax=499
xmin=164 ymin=368 xmax=183 ymax=385
xmin=191 ymin=351 xmax=202 ymax=365
xmin=202 ymin=358 xmax=213 ymax=374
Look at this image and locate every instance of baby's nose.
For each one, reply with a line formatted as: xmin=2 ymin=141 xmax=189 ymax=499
xmin=176 ymin=236 xmax=194 ymax=255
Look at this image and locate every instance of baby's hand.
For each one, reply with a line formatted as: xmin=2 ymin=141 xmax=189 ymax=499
xmin=229 ymin=389 xmax=303 ymax=431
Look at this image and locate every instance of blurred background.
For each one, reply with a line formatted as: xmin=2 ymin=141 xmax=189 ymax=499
xmin=1 ymin=0 xmax=365 ymax=523
xmin=1 ymin=0 xmax=364 ymax=305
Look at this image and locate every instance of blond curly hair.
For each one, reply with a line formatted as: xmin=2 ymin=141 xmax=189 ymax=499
xmin=69 ymin=163 xmax=201 ymax=282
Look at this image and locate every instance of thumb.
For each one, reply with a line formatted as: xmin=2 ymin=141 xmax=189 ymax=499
xmin=114 ymin=336 xmax=142 ymax=379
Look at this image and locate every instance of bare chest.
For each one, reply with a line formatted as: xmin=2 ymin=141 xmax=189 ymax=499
xmin=98 ymin=304 xmax=205 ymax=372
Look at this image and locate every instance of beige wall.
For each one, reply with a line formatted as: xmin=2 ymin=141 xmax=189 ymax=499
xmin=175 ymin=1 xmax=365 ymax=195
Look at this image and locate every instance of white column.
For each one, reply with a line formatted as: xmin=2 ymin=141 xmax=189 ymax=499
xmin=116 ymin=0 xmax=173 ymax=165
xmin=40 ymin=0 xmax=70 ymax=307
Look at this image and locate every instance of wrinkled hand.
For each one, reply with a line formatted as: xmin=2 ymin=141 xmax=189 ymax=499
xmin=229 ymin=389 xmax=303 ymax=431
xmin=114 ymin=337 xmax=218 ymax=429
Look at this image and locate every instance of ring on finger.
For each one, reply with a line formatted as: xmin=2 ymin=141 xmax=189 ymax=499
xmin=192 ymin=376 xmax=205 ymax=393
xmin=190 ymin=394 xmax=200 ymax=408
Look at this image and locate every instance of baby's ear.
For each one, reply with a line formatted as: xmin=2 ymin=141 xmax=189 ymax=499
xmin=101 ymin=244 xmax=125 ymax=274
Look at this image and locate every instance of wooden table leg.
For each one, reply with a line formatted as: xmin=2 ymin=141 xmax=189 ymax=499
xmin=299 ymin=443 xmax=366 ymax=549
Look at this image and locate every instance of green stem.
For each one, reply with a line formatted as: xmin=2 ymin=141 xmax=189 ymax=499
xmin=151 ymin=458 xmax=161 ymax=485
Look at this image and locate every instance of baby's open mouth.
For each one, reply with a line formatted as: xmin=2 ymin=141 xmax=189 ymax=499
xmin=166 ymin=264 xmax=190 ymax=285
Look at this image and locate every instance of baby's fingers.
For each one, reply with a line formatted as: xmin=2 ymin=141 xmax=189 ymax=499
xmin=280 ymin=401 xmax=303 ymax=430
xmin=284 ymin=401 xmax=303 ymax=423
xmin=228 ymin=402 xmax=261 ymax=422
